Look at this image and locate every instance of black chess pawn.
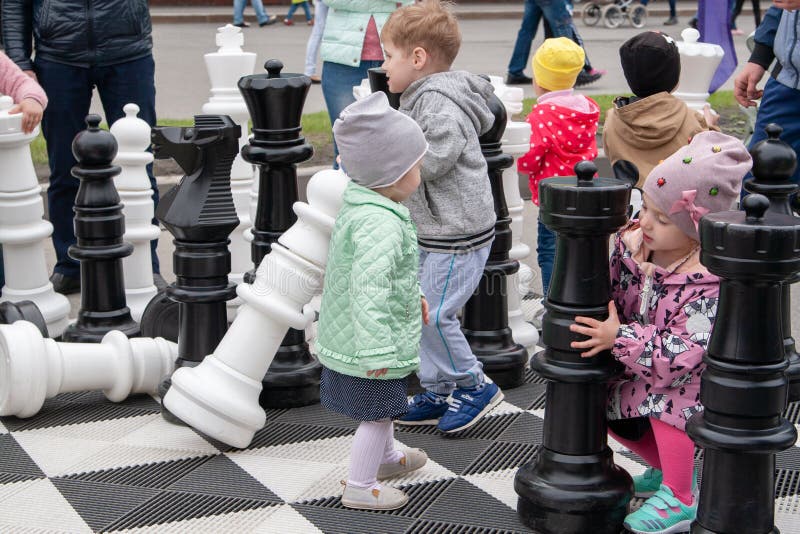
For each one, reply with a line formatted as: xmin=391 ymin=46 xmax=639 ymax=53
xmin=461 ymin=89 xmax=528 ymax=389
xmin=239 ymin=59 xmax=320 ymax=408
xmin=515 ymin=161 xmax=633 ymax=533
xmin=62 ymin=115 xmax=140 ymax=342
xmin=687 ymin=194 xmax=800 ymax=533
xmin=367 ymin=68 xmax=402 ymax=110
xmin=745 ymin=123 xmax=800 ymax=402
xmin=142 ymin=115 xmax=241 ymax=423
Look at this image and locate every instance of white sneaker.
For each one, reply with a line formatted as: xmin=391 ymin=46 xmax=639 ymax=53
xmin=340 ymin=482 xmax=409 ymax=510
xmin=377 ymin=448 xmax=428 ymax=480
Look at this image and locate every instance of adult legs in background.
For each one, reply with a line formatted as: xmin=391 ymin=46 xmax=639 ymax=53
xmin=321 ymin=59 xmax=383 ymax=162
xmin=304 ymin=0 xmax=328 ymax=77
xmin=94 ymin=55 xmax=161 ymax=275
xmin=506 ymin=0 xmax=543 ymax=81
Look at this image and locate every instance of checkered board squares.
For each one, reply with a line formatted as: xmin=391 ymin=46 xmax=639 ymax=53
xmin=2 ymin=381 xmax=800 ymax=532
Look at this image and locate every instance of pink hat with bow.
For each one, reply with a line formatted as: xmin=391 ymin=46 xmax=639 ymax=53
xmin=642 ymin=130 xmax=752 ymax=241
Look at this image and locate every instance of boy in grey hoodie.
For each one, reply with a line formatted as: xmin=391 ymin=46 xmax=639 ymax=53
xmin=381 ymin=0 xmax=504 ymax=434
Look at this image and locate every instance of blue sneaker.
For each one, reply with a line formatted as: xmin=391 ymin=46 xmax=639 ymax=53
xmin=624 ymin=484 xmax=697 ymax=534
xmin=396 ymin=391 xmax=449 ymax=426
xmin=437 ymin=380 xmax=504 ymax=433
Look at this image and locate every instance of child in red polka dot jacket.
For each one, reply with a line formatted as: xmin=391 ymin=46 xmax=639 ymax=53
xmin=516 ymin=37 xmax=600 ymax=296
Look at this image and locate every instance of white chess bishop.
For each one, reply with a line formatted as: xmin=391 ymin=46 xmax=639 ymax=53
xmin=203 ymin=24 xmax=258 ymax=321
xmin=0 ymin=96 xmax=70 ymax=337
xmin=164 ymin=168 xmax=349 ymax=448
xmin=110 ymin=103 xmax=160 ymax=323
xmin=0 ymin=320 xmax=177 ymax=418
xmin=489 ymin=76 xmax=539 ymax=351
xmin=673 ymin=28 xmax=724 ymax=113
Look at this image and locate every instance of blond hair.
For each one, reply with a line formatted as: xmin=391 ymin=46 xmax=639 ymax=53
xmin=381 ymin=1 xmax=461 ymax=67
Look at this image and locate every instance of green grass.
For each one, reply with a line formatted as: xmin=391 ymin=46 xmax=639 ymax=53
xmin=29 ymin=94 xmax=735 ymax=167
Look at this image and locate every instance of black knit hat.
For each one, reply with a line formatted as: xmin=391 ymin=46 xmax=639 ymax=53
xmin=619 ymin=31 xmax=681 ymax=98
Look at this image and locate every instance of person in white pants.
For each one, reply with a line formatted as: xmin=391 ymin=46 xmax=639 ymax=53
xmin=304 ymin=0 xmax=328 ymax=83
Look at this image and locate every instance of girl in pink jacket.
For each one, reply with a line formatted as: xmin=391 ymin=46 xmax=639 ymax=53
xmin=1 ymin=51 xmax=47 ymax=133
xmin=569 ymin=131 xmax=752 ymax=534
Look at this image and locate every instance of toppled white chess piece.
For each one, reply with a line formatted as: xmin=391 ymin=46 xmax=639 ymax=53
xmin=111 ymin=103 xmax=159 ymax=323
xmin=164 ymin=169 xmax=349 ymax=448
xmin=203 ymin=24 xmax=258 ymax=320
xmin=0 ymin=320 xmax=177 ymax=418
xmin=0 ymin=96 xmax=71 ymax=337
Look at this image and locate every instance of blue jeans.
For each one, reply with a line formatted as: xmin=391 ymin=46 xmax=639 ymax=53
xmin=507 ymin=0 xmax=584 ymax=76
xmin=743 ymin=77 xmax=800 ymax=196
xmin=304 ymin=0 xmax=328 ymax=75
xmin=287 ymin=1 xmax=312 ymax=21
xmin=640 ymin=0 xmax=676 ymax=17
xmin=537 ymin=217 xmax=556 ymax=297
xmin=35 ymin=55 xmax=160 ymax=279
xmin=233 ymin=0 xmax=270 ymax=24
xmin=321 ymin=59 xmax=384 ymax=163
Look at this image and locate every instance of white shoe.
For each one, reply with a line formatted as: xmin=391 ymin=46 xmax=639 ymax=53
xmin=377 ymin=448 xmax=428 ymax=480
xmin=340 ymin=482 xmax=409 ymax=510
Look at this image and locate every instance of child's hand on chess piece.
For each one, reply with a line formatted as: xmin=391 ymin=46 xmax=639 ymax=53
xmin=366 ymin=368 xmax=389 ymax=377
xmin=421 ymin=296 xmax=429 ymax=325
xmin=9 ymin=98 xmax=44 ymax=134
xmin=569 ymin=301 xmax=620 ymax=357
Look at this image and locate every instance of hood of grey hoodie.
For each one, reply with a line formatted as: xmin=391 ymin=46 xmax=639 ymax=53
xmin=400 ymin=71 xmax=496 ymax=137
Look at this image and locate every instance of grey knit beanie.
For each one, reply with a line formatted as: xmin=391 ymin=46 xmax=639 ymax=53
xmin=333 ymin=92 xmax=428 ymax=189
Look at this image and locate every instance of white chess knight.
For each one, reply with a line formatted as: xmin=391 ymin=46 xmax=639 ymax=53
xmin=164 ymin=169 xmax=349 ymax=448
xmin=489 ymin=76 xmax=539 ymax=351
xmin=203 ymin=24 xmax=257 ymax=321
xmin=0 ymin=320 xmax=177 ymax=418
xmin=673 ymin=28 xmax=724 ymax=113
xmin=0 ymin=96 xmax=70 ymax=337
xmin=110 ymin=104 xmax=160 ymax=323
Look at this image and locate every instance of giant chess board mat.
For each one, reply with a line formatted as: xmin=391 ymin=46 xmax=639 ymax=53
xmin=1 ymin=298 xmax=799 ymax=533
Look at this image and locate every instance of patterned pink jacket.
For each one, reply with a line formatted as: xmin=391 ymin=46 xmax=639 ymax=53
xmin=0 ymin=52 xmax=47 ymax=108
xmin=607 ymin=223 xmax=720 ymax=431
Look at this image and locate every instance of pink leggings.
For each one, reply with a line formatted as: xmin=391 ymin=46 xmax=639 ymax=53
xmin=609 ymin=418 xmax=695 ymax=505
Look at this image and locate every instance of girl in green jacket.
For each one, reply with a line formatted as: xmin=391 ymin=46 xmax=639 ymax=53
xmin=316 ymin=92 xmax=430 ymax=511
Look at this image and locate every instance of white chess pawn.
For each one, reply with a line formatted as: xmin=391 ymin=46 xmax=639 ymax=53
xmin=673 ymin=28 xmax=724 ymax=113
xmin=203 ymin=24 xmax=257 ymax=321
xmin=352 ymin=78 xmax=372 ymax=101
xmin=0 ymin=96 xmax=70 ymax=337
xmin=0 ymin=320 xmax=177 ymax=418
xmin=490 ymin=76 xmax=539 ymax=351
xmin=164 ymin=169 xmax=349 ymax=448
xmin=110 ymin=103 xmax=160 ymax=323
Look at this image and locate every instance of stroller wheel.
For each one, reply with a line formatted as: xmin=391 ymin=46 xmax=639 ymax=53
xmin=629 ymin=4 xmax=647 ymax=28
xmin=602 ymin=4 xmax=623 ymax=28
xmin=582 ymin=3 xmax=602 ymax=26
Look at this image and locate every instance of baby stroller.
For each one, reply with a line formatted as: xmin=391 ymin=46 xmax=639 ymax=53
xmin=582 ymin=0 xmax=647 ymax=29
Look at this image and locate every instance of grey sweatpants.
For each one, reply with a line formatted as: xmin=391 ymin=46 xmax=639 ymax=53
xmin=418 ymin=246 xmax=491 ymax=395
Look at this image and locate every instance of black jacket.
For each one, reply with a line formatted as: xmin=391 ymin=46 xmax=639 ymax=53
xmin=1 ymin=0 xmax=153 ymax=70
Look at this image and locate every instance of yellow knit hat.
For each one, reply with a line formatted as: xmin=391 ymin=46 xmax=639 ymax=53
xmin=532 ymin=37 xmax=586 ymax=91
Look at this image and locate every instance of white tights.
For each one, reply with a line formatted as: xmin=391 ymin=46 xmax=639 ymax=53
xmin=347 ymin=419 xmax=404 ymax=489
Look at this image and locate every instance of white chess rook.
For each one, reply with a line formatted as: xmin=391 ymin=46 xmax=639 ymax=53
xmin=203 ymin=24 xmax=257 ymax=320
xmin=0 ymin=320 xmax=177 ymax=418
xmin=490 ymin=77 xmax=539 ymax=351
xmin=674 ymin=28 xmax=724 ymax=112
xmin=111 ymin=103 xmax=159 ymax=322
xmin=0 ymin=96 xmax=70 ymax=337
xmin=164 ymin=169 xmax=349 ymax=448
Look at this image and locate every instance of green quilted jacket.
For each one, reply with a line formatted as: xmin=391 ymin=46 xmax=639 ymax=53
xmin=316 ymin=182 xmax=421 ymax=379
xmin=320 ymin=0 xmax=413 ymax=67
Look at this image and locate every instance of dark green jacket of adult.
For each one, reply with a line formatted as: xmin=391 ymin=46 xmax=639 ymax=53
xmin=1 ymin=0 xmax=153 ymax=71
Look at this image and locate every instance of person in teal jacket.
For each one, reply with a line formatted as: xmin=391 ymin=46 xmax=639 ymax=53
xmin=316 ymin=92 xmax=430 ymax=511
xmin=319 ymin=0 xmax=413 ymax=160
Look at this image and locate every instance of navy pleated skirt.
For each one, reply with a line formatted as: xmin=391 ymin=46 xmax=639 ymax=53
xmin=320 ymin=367 xmax=409 ymax=421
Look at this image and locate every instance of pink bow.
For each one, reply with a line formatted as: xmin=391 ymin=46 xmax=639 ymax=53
xmin=669 ymin=190 xmax=710 ymax=231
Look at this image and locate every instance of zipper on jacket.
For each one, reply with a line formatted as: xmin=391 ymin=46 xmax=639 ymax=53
xmin=86 ymin=0 xmax=96 ymax=64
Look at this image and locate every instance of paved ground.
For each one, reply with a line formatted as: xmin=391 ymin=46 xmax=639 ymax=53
xmin=86 ymin=11 xmax=760 ymax=120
